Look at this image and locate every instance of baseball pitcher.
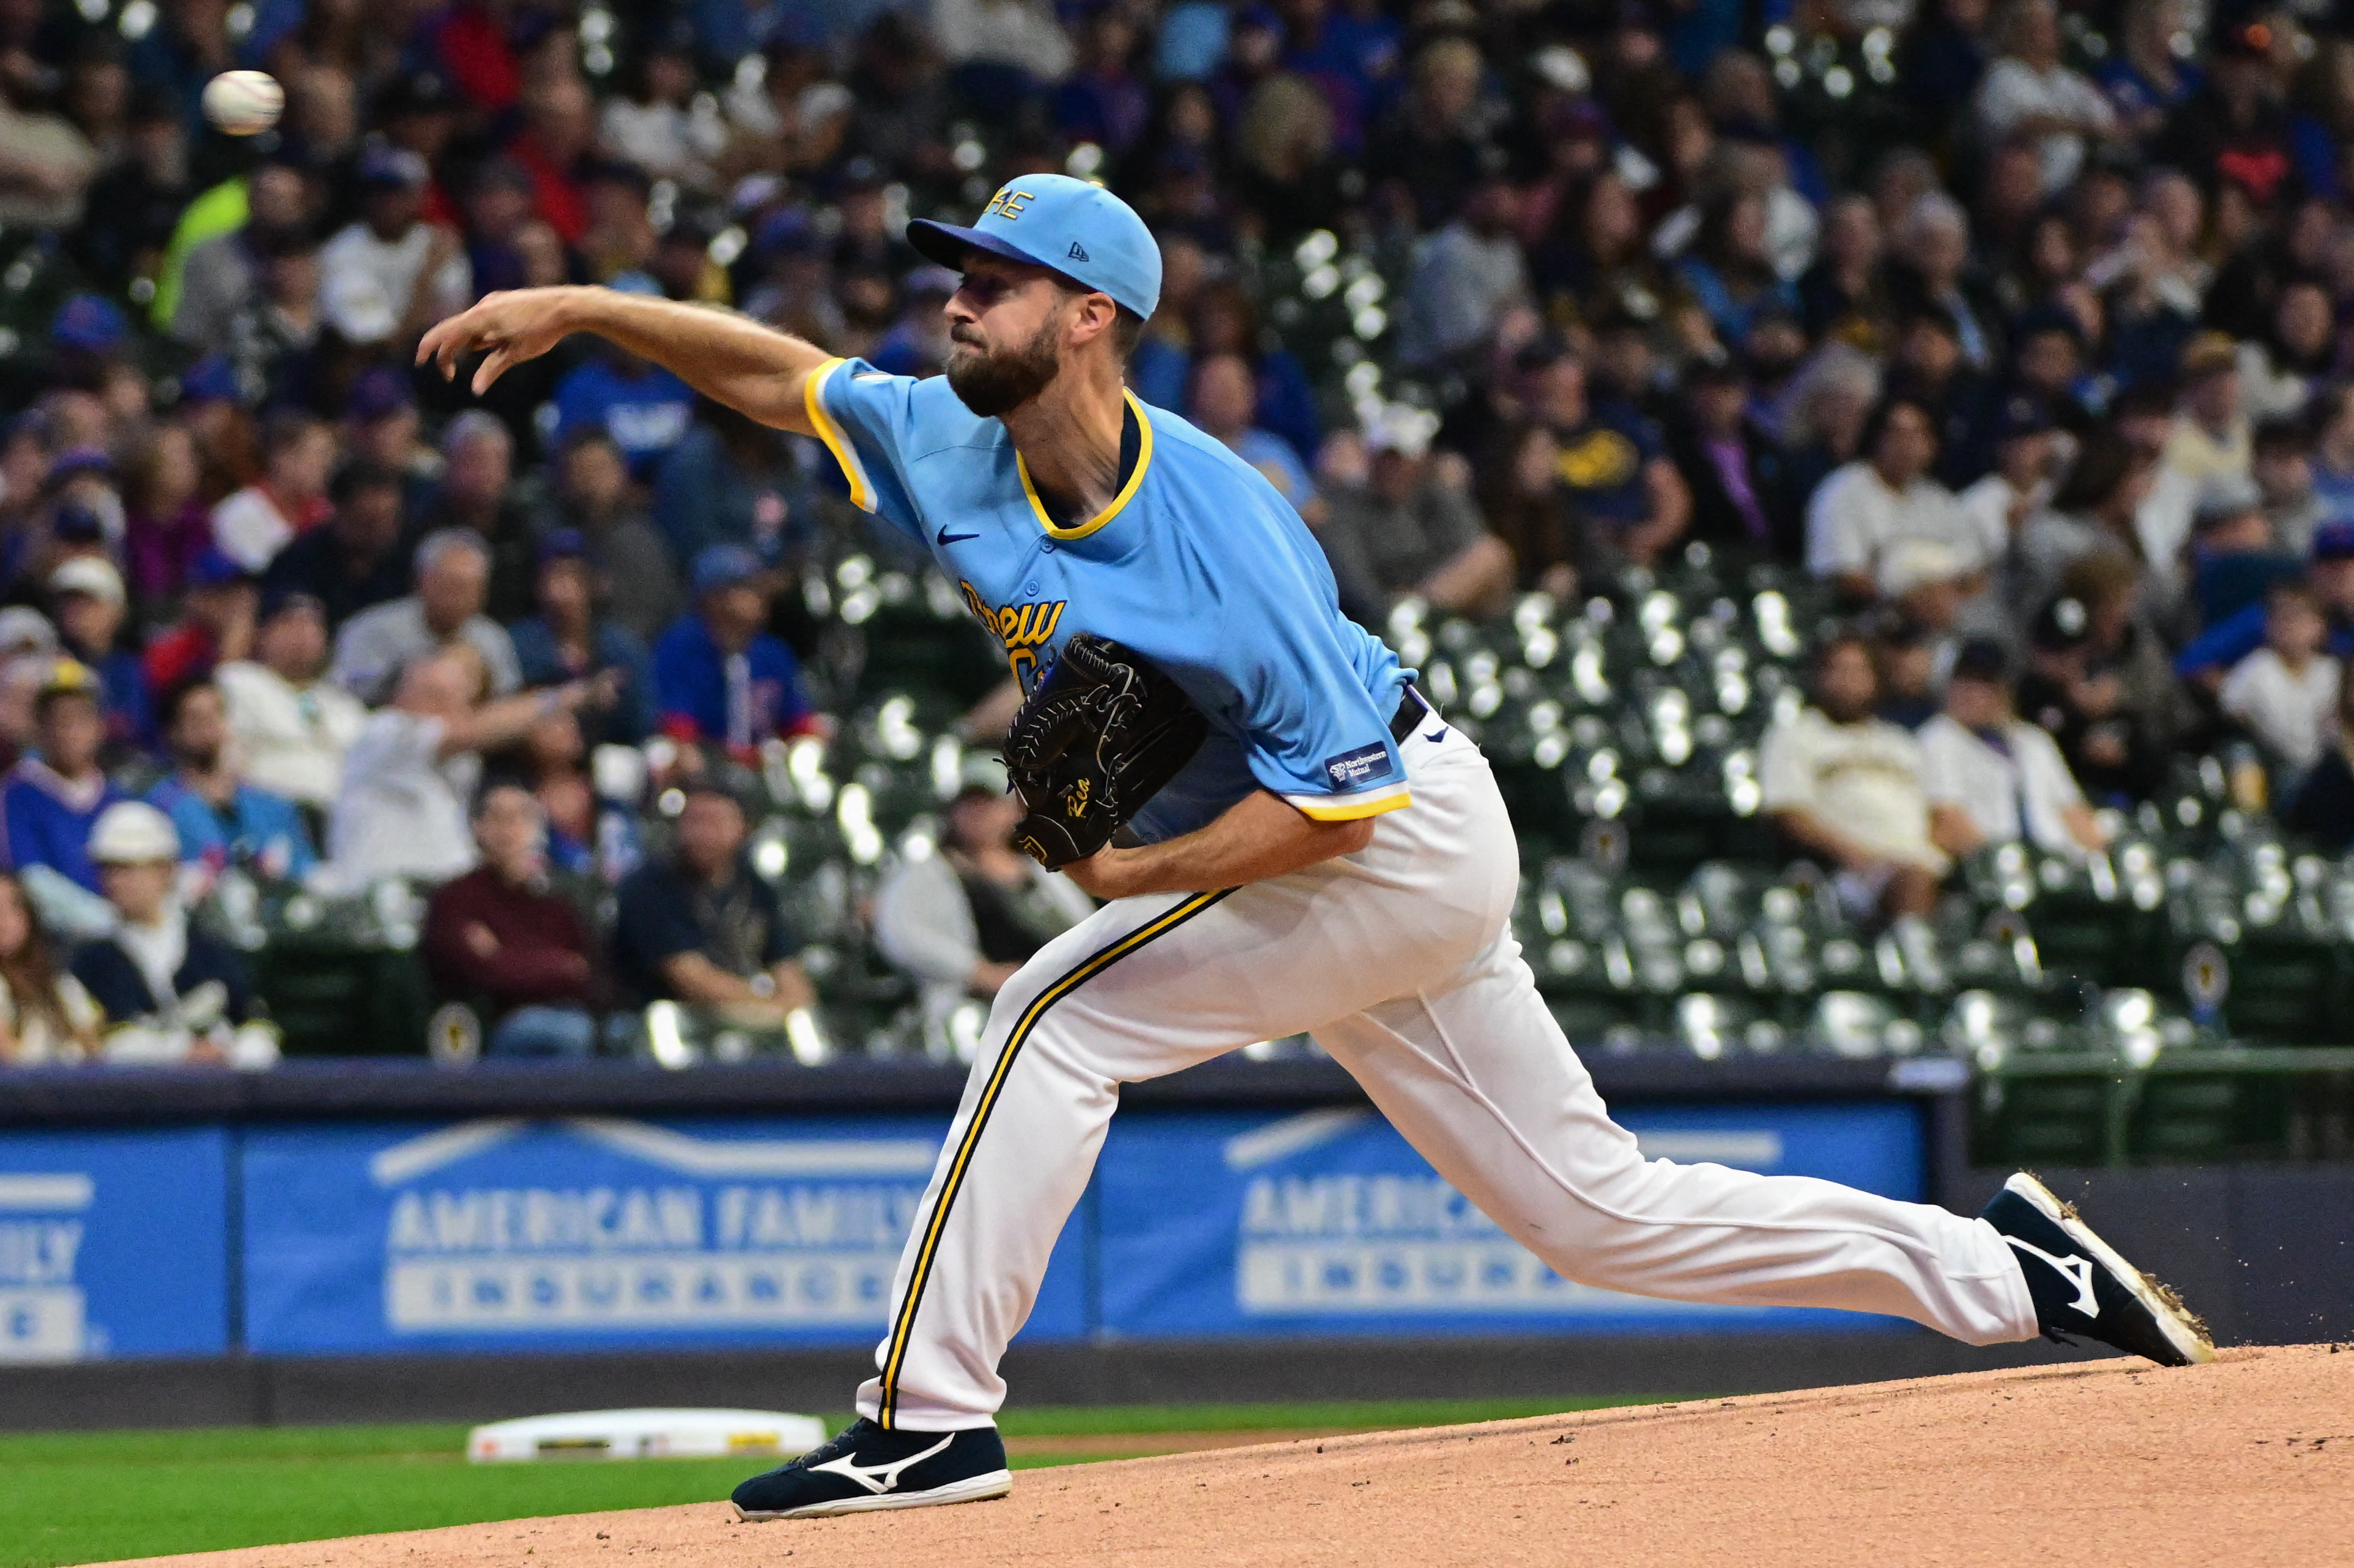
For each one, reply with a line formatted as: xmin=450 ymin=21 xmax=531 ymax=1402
xmin=419 ymin=175 xmax=2211 ymax=1521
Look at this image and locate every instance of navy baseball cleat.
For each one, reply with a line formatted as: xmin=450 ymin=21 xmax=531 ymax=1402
xmin=1981 ymin=1172 xmax=2214 ymax=1368
xmin=730 ymin=1418 xmax=1012 ymax=1519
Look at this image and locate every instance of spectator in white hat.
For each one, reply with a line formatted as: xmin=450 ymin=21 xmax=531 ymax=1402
xmin=1878 ymin=533 xmax=1982 ymax=691
xmin=46 ymin=554 xmax=149 ymax=755
xmin=71 ymin=801 xmax=276 ymax=1068
xmin=1315 ymin=403 xmax=1513 ymax=624
xmin=0 ymin=607 xmax=56 ymax=662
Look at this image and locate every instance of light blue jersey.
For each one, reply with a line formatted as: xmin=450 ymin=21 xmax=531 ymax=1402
xmin=805 ymin=357 xmax=1413 ymax=841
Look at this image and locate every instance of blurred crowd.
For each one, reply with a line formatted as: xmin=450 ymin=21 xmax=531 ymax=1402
xmin=0 ymin=0 xmax=2350 ymax=1064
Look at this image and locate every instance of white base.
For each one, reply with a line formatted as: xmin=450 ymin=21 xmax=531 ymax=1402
xmin=467 ymin=1408 xmax=830 ymax=1462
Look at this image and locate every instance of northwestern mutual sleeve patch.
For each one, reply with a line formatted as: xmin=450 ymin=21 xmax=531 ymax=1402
xmin=1322 ymin=742 xmax=1395 ymax=789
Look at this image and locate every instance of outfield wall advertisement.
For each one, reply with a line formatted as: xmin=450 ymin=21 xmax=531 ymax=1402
xmin=1097 ymin=1104 xmax=1922 ymax=1337
xmin=0 ymin=1128 xmax=231 ymax=1362
xmin=0 ymin=1101 xmax=1922 ymax=1359
xmin=239 ymin=1116 xmax=1092 ymax=1355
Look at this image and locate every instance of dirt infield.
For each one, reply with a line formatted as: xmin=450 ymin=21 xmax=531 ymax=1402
xmin=106 ymin=1345 xmax=2352 ymax=1568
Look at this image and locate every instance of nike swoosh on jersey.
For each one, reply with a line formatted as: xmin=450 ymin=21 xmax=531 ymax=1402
xmin=1421 ymin=727 xmax=1447 ymax=742
xmin=936 ymin=527 xmax=979 ymax=545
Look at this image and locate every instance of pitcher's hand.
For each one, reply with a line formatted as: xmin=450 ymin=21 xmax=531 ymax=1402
xmin=418 ymin=287 xmax=583 ymax=394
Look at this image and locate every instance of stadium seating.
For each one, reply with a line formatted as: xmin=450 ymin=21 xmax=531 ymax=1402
xmin=164 ymin=529 xmax=2350 ymax=1164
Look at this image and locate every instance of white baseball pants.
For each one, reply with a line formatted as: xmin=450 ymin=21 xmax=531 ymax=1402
xmin=857 ymin=725 xmax=2039 ymax=1430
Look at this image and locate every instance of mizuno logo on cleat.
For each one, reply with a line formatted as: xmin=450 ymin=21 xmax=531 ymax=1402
xmin=2006 ymin=1235 xmax=2100 ymax=1316
xmin=806 ymin=1434 xmax=955 ymax=1495
xmin=1068 ymin=242 xmax=1089 ymax=260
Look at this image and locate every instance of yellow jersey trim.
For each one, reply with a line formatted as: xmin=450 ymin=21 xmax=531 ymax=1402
xmin=1016 ymin=390 xmax=1154 ymax=540
xmin=1288 ymin=787 xmax=1413 ymax=822
xmin=802 ymin=357 xmax=876 ymax=513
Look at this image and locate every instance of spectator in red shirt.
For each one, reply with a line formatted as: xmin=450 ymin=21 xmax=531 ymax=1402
xmin=142 ymin=547 xmax=257 ymax=697
xmin=208 ymin=410 xmax=337 ymax=574
xmin=506 ymin=76 xmax=596 ymax=246
xmin=424 ymin=0 xmax=523 ymax=115
xmin=422 ymin=778 xmax=605 ymax=1058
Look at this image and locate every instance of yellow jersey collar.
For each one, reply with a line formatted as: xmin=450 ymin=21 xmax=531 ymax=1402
xmin=1016 ymin=390 xmax=1153 ymax=541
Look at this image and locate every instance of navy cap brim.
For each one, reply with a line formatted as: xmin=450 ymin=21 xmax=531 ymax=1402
xmin=906 ymin=219 xmax=1079 ymax=286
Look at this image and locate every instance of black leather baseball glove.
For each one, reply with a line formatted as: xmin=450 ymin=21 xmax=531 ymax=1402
xmin=1001 ymin=633 xmax=1208 ymax=870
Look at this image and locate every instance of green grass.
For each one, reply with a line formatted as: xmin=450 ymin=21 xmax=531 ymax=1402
xmin=0 ymin=1398 xmax=1643 ymax=1568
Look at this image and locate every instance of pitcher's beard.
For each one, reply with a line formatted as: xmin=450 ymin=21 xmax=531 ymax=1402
xmin=946 ymin=322 xmax=1062 ymax=416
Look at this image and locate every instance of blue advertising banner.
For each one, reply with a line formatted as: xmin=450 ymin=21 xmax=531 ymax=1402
xmin=1096 ymin=1104 xmax=1924 ymax=1337
xmin=0 ymin=1127 xmax=230 ymax=1361
xmin=242 ymin=1116 xmax=1088 ymax=1356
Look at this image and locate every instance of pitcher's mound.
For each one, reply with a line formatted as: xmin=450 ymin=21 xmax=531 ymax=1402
xmin=106 ymin=1345 xmax=2351 ymax=1568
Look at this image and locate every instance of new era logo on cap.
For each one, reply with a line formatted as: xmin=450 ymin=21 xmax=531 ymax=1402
xmin=1068 ymin=242 xmax=1089 ymax=261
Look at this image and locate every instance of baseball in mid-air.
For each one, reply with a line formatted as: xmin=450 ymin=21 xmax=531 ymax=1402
xmin=201 ymin=70 xmax=283 ymax=135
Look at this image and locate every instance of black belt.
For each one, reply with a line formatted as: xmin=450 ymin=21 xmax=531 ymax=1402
xmin=1389 ymin=686 xmax=1433 ymax=744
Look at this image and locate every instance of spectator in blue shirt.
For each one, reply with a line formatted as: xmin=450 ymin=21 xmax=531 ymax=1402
xmin=551 ymin=333 xmax=697 ymax=480
xmin=2176 ymin=521 xmax=2354 ymax=690
xmin=507 ymin=529 xmax=656 ymax=746
xmin=2310 ymin=383 xmax=2354 ymax=526
xmin=1129 ymin=281 xmax=1322 ymax=467
xmin=652 ymin=400 xmax=814 ymax=564
xmin=1054 ymin=12 xmax=1152 ymax=158
xmin=653 ymin=544 xmax=816 ymax=757
xmin=145 ymin=677 xmax=316 ymax=884
xmin=1188 ymin=352 xmax=1322 ymax=522
xmin=867 ymin=267 xmax=958 ymax=377
xmin=1675 ymin=190 xmax=1804 ymax=349
xmin=126 ymin=0 xmax=235 ymax=133
xmin=2091 ymin=0 xmax=2202 ymax=139
xmin=46 ymin=556 xmax=152 ymax=760
xmin=3 ymin=661 xmax=126 ymax=899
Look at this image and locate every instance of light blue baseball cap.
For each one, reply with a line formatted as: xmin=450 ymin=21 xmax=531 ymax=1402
xmin=907 ymin=175 xmax=1161 ymax=320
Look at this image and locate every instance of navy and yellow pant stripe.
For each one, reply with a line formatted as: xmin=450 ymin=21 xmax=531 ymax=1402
xmin=877 ymin=887 xmax=1234 ymax=1427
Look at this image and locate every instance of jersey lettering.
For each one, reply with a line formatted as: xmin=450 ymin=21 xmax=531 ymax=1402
xmin=815 ymin=361 xmax=1412 ymax=842
xmin=961 ymin=579 xmax=1066 ymax=688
